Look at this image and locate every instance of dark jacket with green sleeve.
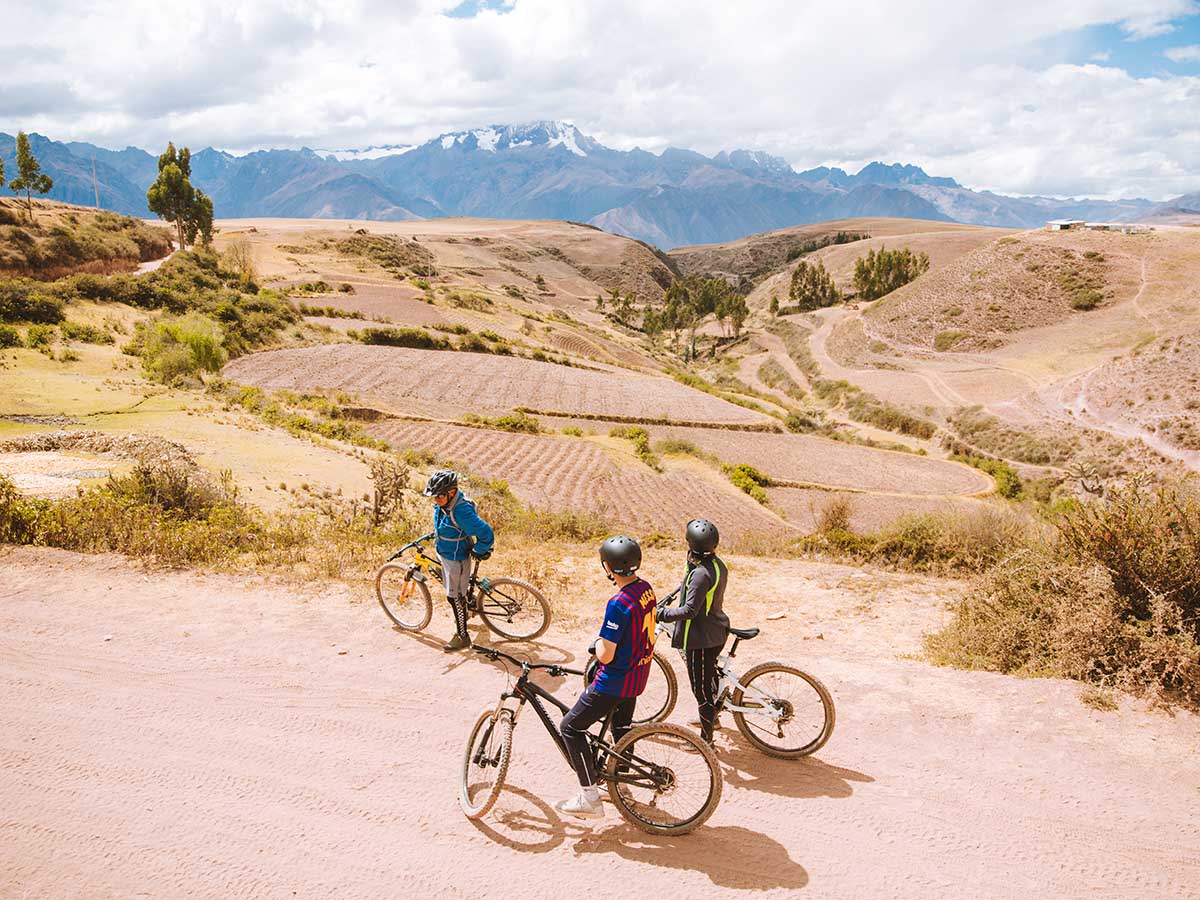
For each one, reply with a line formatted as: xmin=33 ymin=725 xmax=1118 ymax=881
xmin=657 ymin=555 xmax=730 ymax=650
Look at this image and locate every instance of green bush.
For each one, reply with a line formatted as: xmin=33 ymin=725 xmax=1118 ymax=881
xmin=0 ymin=324 xmax=19 ymax=348
xmin=61 ymin=321 xmax=115 ymax=344
xmin=562 ymin=426 xmax=584 ymax=437
xmin=724 ymin=463 xmax=771 ymax=504
xmin=141 ymin=313 xmax=227 ymax=383
xmin=934 ymin=330 xmax=967 ymax=351
xmin=954 ymin=454 xmax=1023 ymax=499
xmin=24 ymin=324 xmax=56 ymax=348
xmin=610 ymin=425 xmax=660 ymax=470
xmin=359 ymin=327 xmax=451 ymax=350
xmin=0 ymin=280 xmax=65 ymax=323
xmin=465 ymin=412 xmax=541 ymax=434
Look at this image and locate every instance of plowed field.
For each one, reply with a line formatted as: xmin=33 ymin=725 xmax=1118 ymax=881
xmin=367 ymin=419 xmax=787 ymax=538
xmin=768 ymin=487 xmax=992 ymax=533
xmin=650 ymin=426 xmax=990 ymax=496
xmin=224 ymin=346 xmax=768 ymax=424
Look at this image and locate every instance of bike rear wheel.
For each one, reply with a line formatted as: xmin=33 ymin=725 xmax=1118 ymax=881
xmin=603 ymin=723 xmax=721 ymax=835
xmin=375 ymin=563 xmax=433 ymax=631
xmin=583 ymin=651 xmax=677 ymax=724
xmin=460 ymin=708 xmax=514 ymax=819
xmin=730 ymin=662 xmax=835 ymax=758
xmin=476 ymin=577 xmax=551 ymax=641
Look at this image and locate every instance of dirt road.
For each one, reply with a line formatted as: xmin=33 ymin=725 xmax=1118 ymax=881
xmin=3 ymin=548 xmax=1198 ymax=899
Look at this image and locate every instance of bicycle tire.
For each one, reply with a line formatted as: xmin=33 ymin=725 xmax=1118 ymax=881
xmin=730 ymin=661 xmax=835 ymax=759
xmin=475 ymin=577 xmax=551 ymax=641
xmin=375 ymin=562 xmax=433 ymax=631
xmin=603 ymin=722 xmax=721 ymax=835
xmin=460 ymin=708 xmax=514 ymax=820
xmin=582 ymin=651 xmax=677 ymax=725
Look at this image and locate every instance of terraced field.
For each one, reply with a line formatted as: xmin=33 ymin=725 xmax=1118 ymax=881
xmin=768 ymin=487 xmax=992 ymax=533
xmin=224 ymin=346 xmax=768 ymax=424
xmin=366 ymin=420 xmax=786 ymax=538
xmin=650 ymin=425 xmax=990 ymax=496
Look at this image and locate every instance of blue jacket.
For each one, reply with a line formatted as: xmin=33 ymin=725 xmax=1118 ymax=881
xmin=434 ymin=492 xmax=494 ymax=561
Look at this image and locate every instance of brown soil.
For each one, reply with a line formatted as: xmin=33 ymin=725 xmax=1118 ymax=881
xmin=4 ymin=546 xmax=1197 ymax=899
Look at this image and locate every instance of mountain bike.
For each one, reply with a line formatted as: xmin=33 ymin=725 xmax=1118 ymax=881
xmin=583 ymin=592 xmax=835 ymax=759
xmin=461 ymin=645 xmax=722 ymax=835
xmin=375 ymin=533 xmax=551 ymax=641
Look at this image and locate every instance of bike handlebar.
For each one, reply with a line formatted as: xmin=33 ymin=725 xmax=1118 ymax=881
xmin=386 ymin=532 xmax=437 ymax=562
xmin=471 ymin=644 xmax=584 ymax=679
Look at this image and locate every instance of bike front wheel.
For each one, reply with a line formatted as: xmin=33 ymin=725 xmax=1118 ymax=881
xmin=583 ymin=651 xmax=677 ymax=725
xmin=603 ymin=722 xmax=722 ymax=835
xmin=730 ymin=662 xmax=835 ymax=758
xmin=476 ymin=577 xmax=551 ymax=641
xmin=375 ymin=563 xmax=433 ymax=631
xmin=460 ymin=708 xmax=515 ymax=820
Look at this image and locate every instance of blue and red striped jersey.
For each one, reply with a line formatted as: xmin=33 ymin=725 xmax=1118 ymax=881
xmin=592 ymin=579 xmax=658 ymax=697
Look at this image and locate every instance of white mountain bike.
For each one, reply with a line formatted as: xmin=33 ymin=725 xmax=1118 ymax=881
xmin=584 ymin=593 xmax=835 ymax=759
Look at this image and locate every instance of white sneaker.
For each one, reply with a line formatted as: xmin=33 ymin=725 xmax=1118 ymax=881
xmin=555 ymin=791 xmax=605 ymax=821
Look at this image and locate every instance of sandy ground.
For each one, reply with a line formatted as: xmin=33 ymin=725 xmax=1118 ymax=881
xmin=3 ymin=547 xmax=1198 ymax=899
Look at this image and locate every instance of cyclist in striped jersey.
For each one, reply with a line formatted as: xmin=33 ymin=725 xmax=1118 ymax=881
xmin=556 ymin=535 xmax=657 ymax=821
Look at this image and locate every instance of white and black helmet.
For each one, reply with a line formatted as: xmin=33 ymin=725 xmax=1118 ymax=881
xmin=685 ymin=518 xmax=719 ymax=555
xmin=423 ymin=469 xmax=459 ymax=496
xmin=600 ymin=535 xmax=642 ymax=578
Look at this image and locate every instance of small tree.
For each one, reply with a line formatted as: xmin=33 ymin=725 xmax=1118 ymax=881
xmin=9 ymin=132 xmax=53 ymax=222
xmin=852 ymin=246 xmax=930 ymax=301
xmin=789 ymin=260 xmax=841 ymax=310
xmin=147 ymin=143 xmax=213 ymax=249
xmin=769 ymin=295 xmax=780 ymax=317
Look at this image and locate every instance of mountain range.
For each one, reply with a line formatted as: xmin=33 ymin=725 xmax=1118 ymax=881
xmin=1 ymin=122 xmax=1188 ymax=248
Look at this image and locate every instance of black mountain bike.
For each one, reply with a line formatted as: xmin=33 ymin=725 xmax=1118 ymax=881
xmin=375 ymin=534 xmax=550 ymax=641
xmin=461 ymin=646 xmax=722 ymax=835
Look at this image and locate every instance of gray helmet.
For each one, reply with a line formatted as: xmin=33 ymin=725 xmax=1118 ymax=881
xmin=685 ymin=518 xmax=719 ymax=555
xmin=600 ymin=535 xmax=642 ymax=578
xmin=423 ymin=469 xmax=459 ymax=496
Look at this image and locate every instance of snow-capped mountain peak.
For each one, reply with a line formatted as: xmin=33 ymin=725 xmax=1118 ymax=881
xmin=317 ymin=144 xmax=415 ymax=161
xmin=427 ymin=120 xmax=596 ymax=156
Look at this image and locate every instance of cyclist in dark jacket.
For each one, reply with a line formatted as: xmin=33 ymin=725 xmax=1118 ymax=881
xmin=424 ymin=469 xmax=494 ymax=652
xmin=657 ymin=518 xmax=729 ymax=745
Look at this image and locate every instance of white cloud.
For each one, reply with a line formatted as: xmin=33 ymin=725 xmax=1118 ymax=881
xmin=1166 ymin=44 xmax=1200 ymax=60
xmin=0 ymin=0 xmax=1198 ymax=199
xmin=1090 ymin=50 xmax=1112 ymax=60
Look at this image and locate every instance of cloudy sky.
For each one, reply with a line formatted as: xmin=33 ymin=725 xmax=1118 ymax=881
xmin=2 ymin=0 xmax=1198 ymax=200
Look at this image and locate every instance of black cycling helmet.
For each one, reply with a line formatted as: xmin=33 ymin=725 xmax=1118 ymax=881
xmin=600 ymin=535 xmax=642 ymax=579
xmin=423 ymin=469 xmax=459 ymax=497
xmin=685 ymin=518 xmax=719 ymax=555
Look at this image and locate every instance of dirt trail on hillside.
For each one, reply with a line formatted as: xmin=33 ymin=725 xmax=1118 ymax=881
xmin=3 ymin=548 xmax=1198 ymax=899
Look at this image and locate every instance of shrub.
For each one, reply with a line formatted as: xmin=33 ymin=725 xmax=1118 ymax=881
xmin=953 ymin=454 xmax=1023 ymax=499
xmin=339 ymin=283 xmax=355 ymax=293
xmin=465 ymin=412 xmax=541 ymax=434
xmin=0 ymin=324 xmax=19 ymax=348
xmin=359 ymin=327 xmax=451 ymax=350
xmin=0 ymin=280 xmax=65 ymax=323
xmin=934 ymin=330 xmax=967 ymax=351
xmin=141 ymin=313 xmax=227 ymax=382
xmin=432 ymin=323 xmax=470 ymax=335
xmin=562 ymin=426 xmax=584 ymax=437
xmin=24 ymin=324 xmax=56 ymax=348
xmin=61 ymin=321 xmax=115 ymax=344
xmin=724 ymin=463 xmax=770 ymax=504
xmin=817 ymin=496 xmax=854 ymax=532
xmin=610 ymin=425 xmax=660 ymax=470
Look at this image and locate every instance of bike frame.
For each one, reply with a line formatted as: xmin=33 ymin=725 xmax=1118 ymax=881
xmin=388 ymin=537 xmax=519 ymax=617
xmin=479 ymin=650 xmax=666 ymax=790
xmin=654 ymin=615 xmax=785 ymax=722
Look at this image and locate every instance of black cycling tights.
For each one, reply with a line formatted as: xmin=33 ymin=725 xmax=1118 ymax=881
xmin=560 ymin=687 xmax=635 ymax=787
xmin=686 ymin=644 xmax=724 ymax=741
xmin=448 ymin=596 xmax=469 ymax=641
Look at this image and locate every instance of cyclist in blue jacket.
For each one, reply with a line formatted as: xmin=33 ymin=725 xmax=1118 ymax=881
xmin=424 ymin=470 xmax=494 ymax=652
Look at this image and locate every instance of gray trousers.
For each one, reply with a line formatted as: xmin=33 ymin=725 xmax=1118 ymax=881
xmin=439 ymin=555 xmax=471 ymax=599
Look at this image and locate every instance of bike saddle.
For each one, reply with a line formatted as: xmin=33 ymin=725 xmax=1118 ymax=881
xmin=729 ymin=626 xmax=759 ymax=640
